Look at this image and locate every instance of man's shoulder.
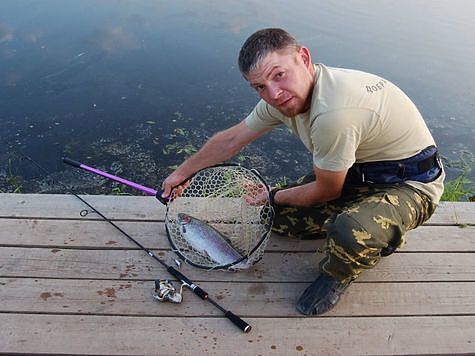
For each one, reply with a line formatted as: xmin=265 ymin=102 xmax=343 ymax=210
xmin=311 ymin=63 xmax=399 ymax=118
xmin=317 ymin=63 xmax=382 ymax=80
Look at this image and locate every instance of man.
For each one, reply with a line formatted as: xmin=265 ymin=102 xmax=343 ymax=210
xmin=161 ymin=28 xmax=444 ymax=315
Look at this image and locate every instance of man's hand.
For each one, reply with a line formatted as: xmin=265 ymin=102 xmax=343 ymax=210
xmin=161 ymin=171 xmax=188 ymax=200
xmin=243 ymin=181 xmax=268 ymax=206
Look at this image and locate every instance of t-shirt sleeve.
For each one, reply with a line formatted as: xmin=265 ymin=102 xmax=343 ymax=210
xmin=244 ymin=99 xmax=283 ymax=131
xmin=311 ymin=111 xmax=362 ymax=171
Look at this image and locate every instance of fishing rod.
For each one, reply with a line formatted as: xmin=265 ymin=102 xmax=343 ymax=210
xmin=71 ymin=192 xmax=251 ymax=333
xmin=61 ymin=157 xmax=252 ymax=333
xmin=14 ymin=153 xmax=251 ymax=333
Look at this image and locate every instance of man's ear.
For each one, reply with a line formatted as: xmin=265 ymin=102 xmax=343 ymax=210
xmin=299 ymin=47 xmax=312 ymax=67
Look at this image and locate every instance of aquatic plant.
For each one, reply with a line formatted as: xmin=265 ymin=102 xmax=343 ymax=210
xmin=440 ymin=151 xmax=474 ymax=201
xmin=6 ymin=159 xmax=23 ymax=193
xmin=275 ymin=176 xmax=289 ymax=188
xmin=110 ymin=185 xmax=132 ymax=196
xmin=441 ymin=173 xmax=472 ymax=202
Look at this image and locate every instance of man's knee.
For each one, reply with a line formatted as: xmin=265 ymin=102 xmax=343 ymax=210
xmin=324 ymin=212 xmax=382 ymax=258
xmin=326 ymin=213 xmax=360 ymax=249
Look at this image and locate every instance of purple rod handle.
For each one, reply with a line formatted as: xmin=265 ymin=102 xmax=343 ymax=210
xmin=62 ymin=157 xmax=168 ymax=204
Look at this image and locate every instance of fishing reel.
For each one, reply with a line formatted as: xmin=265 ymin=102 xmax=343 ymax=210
xmin=152 ymin=279 xmax=184 ymax=304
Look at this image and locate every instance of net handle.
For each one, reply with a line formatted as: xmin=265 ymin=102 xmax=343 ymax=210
xmin=62 ymin=157 xmax=169 ymax=204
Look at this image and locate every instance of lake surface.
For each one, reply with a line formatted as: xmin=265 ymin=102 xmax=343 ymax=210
xmin=1 ymin=0 xmax=474 ymax=194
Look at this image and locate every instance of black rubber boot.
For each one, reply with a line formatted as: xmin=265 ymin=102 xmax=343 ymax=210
xmin=380 ymin=245 xmax=397 ymax=257
xmin=296 ymin=272 xmax=351 ymax=316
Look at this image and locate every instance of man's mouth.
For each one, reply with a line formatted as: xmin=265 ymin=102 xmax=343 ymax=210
xmin=277 ymin=97 xmax=293 ymax=107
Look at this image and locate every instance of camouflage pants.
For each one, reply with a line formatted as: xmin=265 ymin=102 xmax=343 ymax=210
xmin=272 ymin=174 xmax=436 ymax=282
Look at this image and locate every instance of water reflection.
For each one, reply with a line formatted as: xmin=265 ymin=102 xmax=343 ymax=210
xmin=1 ymin=0 xmax=474 ymax=194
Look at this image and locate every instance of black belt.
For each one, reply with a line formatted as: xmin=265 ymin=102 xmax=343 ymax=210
xmin=345 ymin=146 xmax=442 ymax=185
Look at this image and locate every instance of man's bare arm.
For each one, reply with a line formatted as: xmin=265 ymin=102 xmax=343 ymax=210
xmin=161 ymin=121 xmax=270 ymax=197
xmin=273 ymin=165 xmax=347 ymax=206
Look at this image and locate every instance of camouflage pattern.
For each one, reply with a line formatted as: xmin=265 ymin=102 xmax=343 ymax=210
xmin=272 ymin=173 xmax=436 ymax=283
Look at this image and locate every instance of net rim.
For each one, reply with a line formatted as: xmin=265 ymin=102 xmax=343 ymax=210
xmin=164 ymin=163 xmax=274 ymax=270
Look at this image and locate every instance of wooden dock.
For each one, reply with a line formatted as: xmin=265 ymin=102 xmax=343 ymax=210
xmin=1 ymin=193 xmax=474 ymax=355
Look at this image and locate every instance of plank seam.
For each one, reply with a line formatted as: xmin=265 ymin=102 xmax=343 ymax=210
xmin=2 ymin=245 xmax=474 ymax=253
xmin=0 ymin=216 xmax=164 ymax=223
xmin=1 ymin=311 xmax=475 ymax=319
xmin=2 ymin=276 xmax=475 ymax=283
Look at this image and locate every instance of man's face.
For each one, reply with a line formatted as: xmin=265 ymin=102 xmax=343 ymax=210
xmin=245 ymin=48 xmax=315 ymax=117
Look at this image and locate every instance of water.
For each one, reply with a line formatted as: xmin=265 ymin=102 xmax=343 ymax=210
xmin=1 ymin=0 xmax=474 ymax=194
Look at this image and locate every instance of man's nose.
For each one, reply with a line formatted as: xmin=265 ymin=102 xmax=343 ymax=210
xmin=267 ymin=83 xmax=282 ymax=99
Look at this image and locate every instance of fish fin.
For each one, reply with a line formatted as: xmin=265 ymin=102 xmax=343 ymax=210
xmin=202 ymin=249 xmax=212 ymax=260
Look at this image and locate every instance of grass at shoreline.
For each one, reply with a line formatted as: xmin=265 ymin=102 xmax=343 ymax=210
xmin=440 ymin=173 xmax=473 ymax=202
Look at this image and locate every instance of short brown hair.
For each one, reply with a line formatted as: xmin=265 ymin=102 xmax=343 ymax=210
xmin=238 ymin=28 xmax=300 ymax=75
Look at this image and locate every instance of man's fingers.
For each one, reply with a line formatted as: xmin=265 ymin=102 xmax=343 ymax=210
xmin=161 ymin=183 xmax=172 ymax=199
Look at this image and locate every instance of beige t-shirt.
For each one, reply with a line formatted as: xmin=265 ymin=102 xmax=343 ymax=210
xmin=245 ymin=63 xmax=444 ymax=203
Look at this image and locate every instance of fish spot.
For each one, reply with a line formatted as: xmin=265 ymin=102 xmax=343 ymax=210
xmin=296 ymin=345 xmax=304 ymax=351
xmin=105 ymin=240 xmax=117 ymax=245
xmin=51 ymin=249 xmax=61 ymax=253
xmin=271 ymin=345 xmax=277 ymax=350
xmin=54 ymin=292 xmax=64 ymax=297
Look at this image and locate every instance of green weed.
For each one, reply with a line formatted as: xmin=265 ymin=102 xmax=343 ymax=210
xmin=441 ymin=173 xmax=472 ymax=202
xmin=110 ymin=185 xmax=132 ymax=196
xmin=6 ymin=159 xmax=23 ymax=193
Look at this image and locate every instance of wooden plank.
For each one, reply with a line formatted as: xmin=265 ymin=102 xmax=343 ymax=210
xmin=452 ymin=202 xmax=475 ymax=225
xmin=1 ymin=193 xmax=474 ymax=224
xmin=1 ymin=218 xmax=474 ymax=252
xmin=1 ymin=248 xmax=474 ymax=282
xmin=0 ymin=195 xmax=262 ymax=222
xmin=404 ymin=225 xmax=475 ymax=251
xmin=426 ymin=201 xmax=475 ymax=225
xmin=1 ymin=278 xmax=474 ymax=317
xmin=1 ymin=313 xmax=474 ymax=355
xmin=0 ymin=218 xmax=168 ymax=249
xmin=0 ymin=217 xmax=320 ymax=252
xmin=0 ymin=194 xmax=165 ymax=220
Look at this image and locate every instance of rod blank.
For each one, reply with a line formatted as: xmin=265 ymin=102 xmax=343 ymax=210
xmin=63 ymin=157 xmax=252 ymax=333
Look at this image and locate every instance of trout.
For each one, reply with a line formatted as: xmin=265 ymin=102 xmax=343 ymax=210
xmin=177 ymin=213 xmax=242 ymax=265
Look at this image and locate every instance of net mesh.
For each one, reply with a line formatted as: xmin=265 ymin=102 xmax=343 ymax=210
xmin=165 ymin=165 xmax=274 ymax=270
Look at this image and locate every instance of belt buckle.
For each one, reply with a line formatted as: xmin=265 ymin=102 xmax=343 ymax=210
xmin=397 ymin=163 xmax=406 ymax=179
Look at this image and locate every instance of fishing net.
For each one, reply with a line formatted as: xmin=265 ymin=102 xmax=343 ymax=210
xmin=165 ymin=164 xmax=274 ymax=270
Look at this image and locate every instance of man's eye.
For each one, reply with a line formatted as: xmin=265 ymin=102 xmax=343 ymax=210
xmin=255 ymin=85 xmax=265 ymax=92
xmin=276 ymin=72 xmax=285 ymax=79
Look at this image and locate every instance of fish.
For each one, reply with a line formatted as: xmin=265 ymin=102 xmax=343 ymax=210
xmin=177 ymin=213 xmax=243 ymax=265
